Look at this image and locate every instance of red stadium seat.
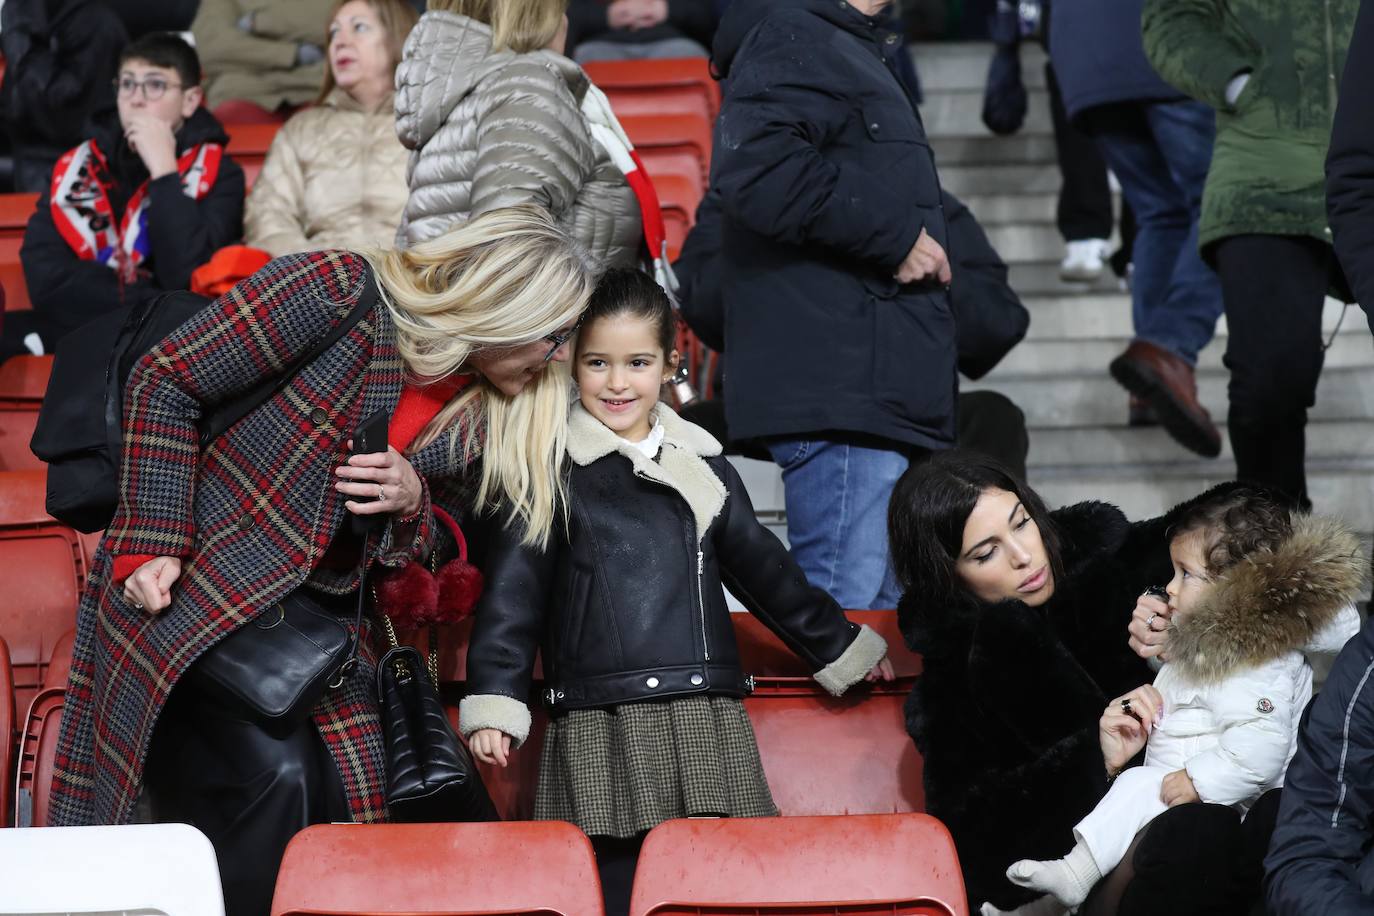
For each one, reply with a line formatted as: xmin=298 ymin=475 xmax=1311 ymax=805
xmin=0 ymin=637 xmax=14 ymax=827
xmin=621 ymin=113 xmax=711 ymax=185
xmin=271 ymin=822 xmax=606 ymax=915
xmin=42 ymin=629 xmax=75 ymax=692
xmin=14 ymin=686 xmax=63 ymax=827
xmin=212 ymin=99 xmax=290 ymax=125
xmin=0 ymin=355 xmax=52 ymax=471
xmin=583 ymin=58 xmax=721 ymax=120
xmin=652 ymin=173 xmax=701 ymax=262
xmin=0 ymin=194 xmax=36 ymax=312
xmin=225 ymin=122 xmax=282 ymax=192
xmin=0 ymin=470 xmax=86 ymax=715
xmin=629 ymin=813 xmax=967 ymax=916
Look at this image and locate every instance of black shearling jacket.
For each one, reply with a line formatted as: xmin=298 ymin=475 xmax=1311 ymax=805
xmin=458 ymin=403 xmax=888 ymax=745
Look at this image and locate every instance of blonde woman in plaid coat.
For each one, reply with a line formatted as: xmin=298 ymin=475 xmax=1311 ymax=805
xmin=48 ymin=206 xmax=595 ymax=916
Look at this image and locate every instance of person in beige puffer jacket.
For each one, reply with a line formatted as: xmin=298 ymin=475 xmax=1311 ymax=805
xmin=246 ymin=0 xmax=418 ymax=256
xmin=395 ymin=0 xmax=642 ymax=266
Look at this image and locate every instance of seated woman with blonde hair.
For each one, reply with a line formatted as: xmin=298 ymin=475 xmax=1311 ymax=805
xmin=246 ymin=0 xmax=419 ymax=256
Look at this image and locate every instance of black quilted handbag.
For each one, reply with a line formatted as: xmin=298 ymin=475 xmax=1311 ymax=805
xmin=376 ymin=617 xmax=499 ymax=823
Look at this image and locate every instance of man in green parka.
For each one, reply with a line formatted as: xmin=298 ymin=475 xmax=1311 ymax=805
xmin=1142 ymin=0 xmax=1356 ymax=509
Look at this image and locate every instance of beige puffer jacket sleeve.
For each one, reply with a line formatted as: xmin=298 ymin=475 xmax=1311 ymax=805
xmin=247 ymin=92 xmax=411 ymax=256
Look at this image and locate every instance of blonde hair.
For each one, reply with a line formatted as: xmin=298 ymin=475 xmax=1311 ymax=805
xmin=366 ymin=206 xmax=595 ymax=547
xmin=318 ymin=0 xmax=420 ymax=104
xmin=429 ymin=0 xmax=566 ymax=53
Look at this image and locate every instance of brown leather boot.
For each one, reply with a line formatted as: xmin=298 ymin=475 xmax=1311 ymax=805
xmin=1109 ymin=341 xmax=1222 ymax=457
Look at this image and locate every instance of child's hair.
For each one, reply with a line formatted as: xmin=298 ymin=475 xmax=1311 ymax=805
xmin=582 ymin=268 xmax=677 ymax=357
xmin=118 ymin=33 xmax=201 ymax=89
xmin=1168 ymin=486 xmax=1294 ymax=577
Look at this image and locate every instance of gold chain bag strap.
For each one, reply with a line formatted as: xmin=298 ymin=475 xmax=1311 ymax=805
xmin=374 ymin=507 xmax=498 ymax=822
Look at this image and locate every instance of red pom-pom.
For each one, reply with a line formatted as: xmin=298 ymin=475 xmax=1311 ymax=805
xmin=435 ymin=558 xmax=485 ymax=623
xmin=375 ymin=561 xmax=438 ymax=630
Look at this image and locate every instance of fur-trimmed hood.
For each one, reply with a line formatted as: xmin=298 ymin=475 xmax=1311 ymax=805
xmin=566 ymin=401 xmax=726 ymax=543
xmin=1166 ymin=515 xmax=1366 ymax=683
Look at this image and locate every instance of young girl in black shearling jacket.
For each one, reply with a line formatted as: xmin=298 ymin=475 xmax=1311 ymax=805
xmin=460 ymin=269 xmax=891 ymax=915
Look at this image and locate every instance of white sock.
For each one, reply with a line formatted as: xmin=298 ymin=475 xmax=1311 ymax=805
xmin=22 ymin=333 xmax=43 ymax=356
xmin=980 ymin=895 xmax=1070 ymax=916
xmin=1006 ymin=841 xmax=1101 ymax=908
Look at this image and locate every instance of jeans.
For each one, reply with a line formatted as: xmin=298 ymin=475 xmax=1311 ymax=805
xmin=765 ymin=438 xmax=911 ymax=609
xmin=1215 ymin=235 xmax=1331 ymax=508
xmin=1092 ymin=99 xmax=1224 ymax=364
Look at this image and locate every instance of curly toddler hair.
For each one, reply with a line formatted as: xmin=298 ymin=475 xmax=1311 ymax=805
xmin=1169 ymin=486 xmax=1294 ymax=577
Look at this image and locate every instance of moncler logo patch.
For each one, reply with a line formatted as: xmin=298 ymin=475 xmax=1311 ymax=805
xmin=1257 ymin=698 xmax=1275 ymax=714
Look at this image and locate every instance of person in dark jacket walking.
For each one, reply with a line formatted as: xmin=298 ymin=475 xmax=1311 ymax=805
xmin=13 ymin=32 xmax=246 ymax=356
xmin=710 ymin=0 xmax=958 ymax=610
xmin=1327 ymin=0 xmax=1374 ymax=338
xmin=1143 ymin=0 xmax=1356 ymax=511
xmin=1048 ymin=0 xmax=1224 ymax=459
xmin=1265 ymin=613 xmax=1374 ymax=914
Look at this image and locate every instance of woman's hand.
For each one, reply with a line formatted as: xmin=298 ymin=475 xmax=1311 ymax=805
xmin=470 ymin=728 xmax=513 ymax=767
xmin=865 ymin=655 xmax=896 ymax=683
xmin=123 ymin=556 xmax=183 ymax=614
xmin=1128 ymin=593 xmax=1172 ymax=661
xmin=1100 ymin=684 xmax=1164 ymax=776
xmin=336 ymin=445 xmax=423 ymax=519
xmin=1161 ymin=769 xmax=1201 ymax=807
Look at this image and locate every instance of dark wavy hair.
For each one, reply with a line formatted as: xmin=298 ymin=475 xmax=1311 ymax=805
xmin=1168 ymin=486 xmax=1293 ymax=577
xmin=888 ymin=451 xmax=1063 ymax=607
xmin=582 ymin=268 xmax=676 ymax=356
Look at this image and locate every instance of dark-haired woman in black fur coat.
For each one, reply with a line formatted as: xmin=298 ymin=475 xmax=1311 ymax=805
xmin=892 ymin=452 xmax=1278 ymax=916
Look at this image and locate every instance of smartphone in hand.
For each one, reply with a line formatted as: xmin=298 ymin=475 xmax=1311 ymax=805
xmin=350 ymin=409 xmax=389 ymax=535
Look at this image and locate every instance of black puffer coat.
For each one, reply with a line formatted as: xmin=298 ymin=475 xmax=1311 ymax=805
xmin=710 ymin=0 xmax=957 ymax=451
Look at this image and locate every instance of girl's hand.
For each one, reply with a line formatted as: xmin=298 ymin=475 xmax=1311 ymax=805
xmin=865 ymin=655 xmax=895 ymax=683
xmin=1161 ymin=769 xmax=1201 ymax=807
xmin=1128 ymin=593 xmax=1173 ymax=661
xmin=1100 ymin=684 xmax=1164 ymax=776
xmin=470 ymin=728 xmax=513 ymax=767
xmin=336 ymin=445 xmax=422 ymax=519
xmin=123 ymin=556 xmax=183 ymax=614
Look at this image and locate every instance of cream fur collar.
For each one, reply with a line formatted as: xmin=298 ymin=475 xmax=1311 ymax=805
xmin=566 ymin=401 xmax=726 ymax=543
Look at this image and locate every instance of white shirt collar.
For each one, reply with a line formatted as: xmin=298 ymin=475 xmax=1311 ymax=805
xmin=620 ymin=417 xmax=665 ymax=459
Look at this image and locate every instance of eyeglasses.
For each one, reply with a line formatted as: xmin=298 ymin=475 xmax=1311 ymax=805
xmin=114 ymin=75 xmax=183 ymax=101
xmin=542 ymin=313 xmax=585 ymax=362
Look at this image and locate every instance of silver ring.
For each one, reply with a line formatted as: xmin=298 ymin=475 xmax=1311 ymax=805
xmin=1146 ymin=612 xmax=1159 ymax=629
xmin=377 ymin=484 xmax=385 ymax=501
xmin=134 ymin=602 xmax=144 ymax=610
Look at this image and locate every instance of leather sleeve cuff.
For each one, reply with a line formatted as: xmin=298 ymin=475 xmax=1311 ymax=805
xmin=813 ymin=624 xmax=887 ymax=697
xmin=458 ymin=693 xmax=532 ymax=747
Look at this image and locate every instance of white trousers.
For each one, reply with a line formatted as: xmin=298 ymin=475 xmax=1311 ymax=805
xmin=1073 ymin=766 xmax=1170 ymax=876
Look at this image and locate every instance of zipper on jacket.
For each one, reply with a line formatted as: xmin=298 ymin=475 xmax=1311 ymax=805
xmin=697 ymin=548 xmax=709 ymax=662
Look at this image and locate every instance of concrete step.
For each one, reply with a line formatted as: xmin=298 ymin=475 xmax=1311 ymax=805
xmin=1010 ymin=261 xmax=1133 ymax=296
xmin=965 ymin=363 xmax=1374 ymax=428
xmin=913 ymin=41 xmax=1049 ymax=93
xmin=1001 ymin=329 xmax=1372 ymax=376
xmin=984 ymin=222 xmax=1082 ymax=263
xmin=1021 ymin=295 xmax=1361 ymax=340
xmin=922 ymin=88 xmax=1052 ymax=139
xmin=1031 ymin=462 xmax=1374 ymax=533
xmin=1028 ymin=420 xmax=1374 ymax=468
xmin=961 ymin=192 xmax=1059 ymax=225
xmin=930 ymin=133 xmax=1059 ymax=167
xmin=940 ymin=161 xmax=1062 ymax=196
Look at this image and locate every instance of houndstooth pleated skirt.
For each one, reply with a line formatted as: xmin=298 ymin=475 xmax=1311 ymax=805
xmin=534 ymin=694 xmax=778 ymax=838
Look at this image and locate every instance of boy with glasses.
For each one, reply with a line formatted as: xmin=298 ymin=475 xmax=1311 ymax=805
xmin=7 ymin=32 xmax=245 ymax=358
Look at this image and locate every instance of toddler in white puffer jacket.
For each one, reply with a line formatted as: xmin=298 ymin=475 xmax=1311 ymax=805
xmin=1005 ymin=489 xmax=1364 ymax=911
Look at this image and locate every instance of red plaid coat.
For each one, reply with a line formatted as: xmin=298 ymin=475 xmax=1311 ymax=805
xmin=49 ymin=250 xmax=479 ymax=826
